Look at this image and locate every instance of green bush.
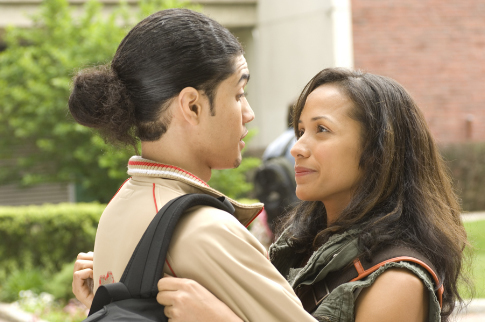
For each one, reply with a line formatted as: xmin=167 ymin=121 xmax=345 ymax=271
xmin=45 ymin=261 xmax=78 ymax=302
xmin=0 ymin=268 xmax=45 ymax=302
xmin=0 ymin=203 xmax=104 ymax=283
xmin=440 ymin=142 xmax=485 ymax=212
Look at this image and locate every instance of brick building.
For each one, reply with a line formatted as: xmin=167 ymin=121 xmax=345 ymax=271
xmin=352 ymin=0 xmax=485 ymax=144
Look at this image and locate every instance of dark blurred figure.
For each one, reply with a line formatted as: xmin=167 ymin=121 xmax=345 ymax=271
xmin=254 ymin=102 xmax=299 ymax=235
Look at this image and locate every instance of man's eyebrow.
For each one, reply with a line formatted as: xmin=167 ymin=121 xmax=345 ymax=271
xmin=238 ymin=73 xmax=250 ymax=85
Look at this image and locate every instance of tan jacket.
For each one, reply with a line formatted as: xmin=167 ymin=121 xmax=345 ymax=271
xmin=93 ymin=156 xmax=315 ymax=322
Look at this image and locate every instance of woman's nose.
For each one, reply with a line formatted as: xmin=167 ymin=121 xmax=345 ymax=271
xmin=291 ymin=137 xmax=310 ymax=159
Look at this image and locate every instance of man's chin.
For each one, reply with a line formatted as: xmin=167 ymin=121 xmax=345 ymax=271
xmin=233 ymin=156 xmax=242 ymax=168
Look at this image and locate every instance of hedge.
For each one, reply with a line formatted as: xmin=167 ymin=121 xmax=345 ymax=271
xmin=0 ymin=203 xmax=105 ymax=282
xmin=440 ymin=142 xmax=485 ymax=212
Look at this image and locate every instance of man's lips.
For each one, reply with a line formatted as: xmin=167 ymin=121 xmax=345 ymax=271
xmin=294 ymin=166 xmax=316 ymax=176
xmin=240 ymin=130 xmax=249 ymax=141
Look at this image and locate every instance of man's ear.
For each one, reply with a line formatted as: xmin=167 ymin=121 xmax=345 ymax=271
xmin=177 ymin=87 xmax=204 ymax=125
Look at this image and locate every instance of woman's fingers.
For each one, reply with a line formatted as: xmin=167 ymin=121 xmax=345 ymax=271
xmin=74 ymin=259 xmax=93 ymax=271
xmin=77 ymin=251 xmax=94 ymax=260
xmin=74 ymin=252 xmax=94 ymax=273
xmin=163 ymin=304 xmax=173 ymax=319
xmin=72 ymin=267 xmax=93 ymax=293
xmin=72 ymin=252 xmax=94 ymax=309
xmin=157 ymin=275 xmax=202 ymax=291
xmin=156 ymin=277 xmax=243 ymax=322
xmin=74 ymin=267 xmax=94 ymax=281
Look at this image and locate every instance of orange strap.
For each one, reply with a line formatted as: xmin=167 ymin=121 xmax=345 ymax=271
xmin=351 ymin=257 xmax=444 ymax=308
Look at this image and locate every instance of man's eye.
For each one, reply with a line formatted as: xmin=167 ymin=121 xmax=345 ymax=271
xmin=237 ymin=92 xmax=247 ymax=101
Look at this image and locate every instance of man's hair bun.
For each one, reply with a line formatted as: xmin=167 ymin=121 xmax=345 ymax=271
xmin=69 ymin=65 xmax=137 ymax=147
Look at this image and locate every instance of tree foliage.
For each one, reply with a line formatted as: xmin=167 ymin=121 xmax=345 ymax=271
xmin=0 ymin=0 xmax=263 ymax=203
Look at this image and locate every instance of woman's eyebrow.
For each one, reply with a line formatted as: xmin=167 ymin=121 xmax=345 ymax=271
xmin=311 ymin=115 xmax=333 ymax=123
xmin=297 ymin=116 xmax=335 ymax=124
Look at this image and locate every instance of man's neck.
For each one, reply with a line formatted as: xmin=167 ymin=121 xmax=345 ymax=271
xmin=141 ymin=140 xmax=212 ymax=182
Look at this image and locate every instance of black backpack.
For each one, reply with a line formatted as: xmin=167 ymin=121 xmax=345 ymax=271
xmin=254 ymin=139 xmax=299 ymax=233
xmin=83 ymin=193 xmax=235 ymax=321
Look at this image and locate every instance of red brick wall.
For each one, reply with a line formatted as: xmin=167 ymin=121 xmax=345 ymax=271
xmin=351 ymin=0 xmax=485 ymax=143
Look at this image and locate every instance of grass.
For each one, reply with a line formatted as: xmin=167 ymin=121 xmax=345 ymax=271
xmin=461 ymin=219 xmax=485 ymax=299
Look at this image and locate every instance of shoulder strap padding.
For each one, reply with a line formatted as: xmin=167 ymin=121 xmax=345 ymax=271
xmin=298 ymin=245 xmax=443 ymax=314
xmin=89 ymin=282 xmax=131 ymax=316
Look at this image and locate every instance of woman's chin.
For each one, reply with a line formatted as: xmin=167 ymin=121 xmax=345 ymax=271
xmin=295 ymin=190 xmax=318 ymax=202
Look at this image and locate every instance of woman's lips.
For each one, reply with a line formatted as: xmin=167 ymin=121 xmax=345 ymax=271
xmin=294 ymin=166 xmax=316 ymax=177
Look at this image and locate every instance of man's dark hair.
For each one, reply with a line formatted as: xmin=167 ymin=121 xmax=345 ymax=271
xmin=69 ymin=9 xmax=244 ymax=148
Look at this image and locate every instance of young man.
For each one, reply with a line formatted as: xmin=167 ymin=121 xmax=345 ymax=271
xmin=70 ymin=9 xmax=316 ymax=322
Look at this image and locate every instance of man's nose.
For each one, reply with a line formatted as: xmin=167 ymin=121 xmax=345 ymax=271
xmin=242 ymin=99 xmax=255 ymax=124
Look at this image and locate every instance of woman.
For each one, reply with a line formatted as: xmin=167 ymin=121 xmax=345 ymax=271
xmin=155 ymin=68 xmax=470 ymax=321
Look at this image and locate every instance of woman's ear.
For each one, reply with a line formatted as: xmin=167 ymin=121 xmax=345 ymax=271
xmin=177 ymin=87 xmax=204 ymax=125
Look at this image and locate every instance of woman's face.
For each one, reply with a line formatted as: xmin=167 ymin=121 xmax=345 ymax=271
xmin=291 ymin=84 xmax=363 ymax=216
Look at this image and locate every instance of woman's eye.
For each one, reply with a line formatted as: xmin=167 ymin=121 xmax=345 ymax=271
xmin=297 ymin=129 xmax=304 ymax=137
xmin=317 ymin=125 xmax=329 ymax=133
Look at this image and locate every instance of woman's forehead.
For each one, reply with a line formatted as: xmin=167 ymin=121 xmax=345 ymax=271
xmin=299 ymin=85 xmax=353 ymax=119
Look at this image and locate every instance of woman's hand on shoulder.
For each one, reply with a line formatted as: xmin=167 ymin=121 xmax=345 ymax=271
xmin=72 ymin=251 xmax=94 ymax=309
xmin=157 ymin=275 xmax=243 ymax=322
xmin=354 ymin=268 xmax=429 ymax=322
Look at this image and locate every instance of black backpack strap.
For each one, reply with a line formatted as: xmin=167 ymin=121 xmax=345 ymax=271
xmin=89 ymin=282 xmax=131 ymax=315
xmin=88 ymin=193 xmax=235 ymax=317
xmin=120 ymin=193 xmax=235 ymax=298
xmin=297 ymin=245 xmax=444 ymax=314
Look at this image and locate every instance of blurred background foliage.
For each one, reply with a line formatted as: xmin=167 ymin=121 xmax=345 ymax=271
xmin=0 ymin=0 xmax=133 ymax=203
xmin=0 ymin=203 xmax=104 ymax=309
xmin=440 ymin=142 xmax=485 ymax=212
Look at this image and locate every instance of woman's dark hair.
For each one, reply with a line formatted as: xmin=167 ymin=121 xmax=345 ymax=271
xmin=278 ymin=68 xmax=470 ymax=320
xmin=69 ymin=9 xmax=244 ymax=148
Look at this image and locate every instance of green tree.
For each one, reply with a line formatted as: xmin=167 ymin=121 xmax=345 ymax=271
xmin=0 ymin=0 xmax=266 ymax=203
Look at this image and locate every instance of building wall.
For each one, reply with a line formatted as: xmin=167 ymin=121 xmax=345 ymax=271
xmin=252 ymin=0 xmax=353 ymax=148
xmin=352 ymin=0 xmax=485 ymax=143
xmin=0 ymin=183 xmax=75 ymax=206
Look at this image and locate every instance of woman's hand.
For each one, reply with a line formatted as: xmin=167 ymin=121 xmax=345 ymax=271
xmin=157 ymin=275 xmax=243 ymax=322
xmin=72 ymin=251 xmax=94 ymax=309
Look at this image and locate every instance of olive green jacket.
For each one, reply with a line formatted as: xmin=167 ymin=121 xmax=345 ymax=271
xmin=269 ymin=229 xmax=441 ymax=322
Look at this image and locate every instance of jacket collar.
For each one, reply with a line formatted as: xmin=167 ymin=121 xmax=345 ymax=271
xmin=270 ymin=227 xmax=360 ymax=288
xmin=127 ymin=156 xmax=263 ymax=227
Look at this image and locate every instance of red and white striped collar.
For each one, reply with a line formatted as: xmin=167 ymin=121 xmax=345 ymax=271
xmin=127 ymin=156 xmax=264 ymax=228
xmin=127 ymin=156 xmax=209 ymax=188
